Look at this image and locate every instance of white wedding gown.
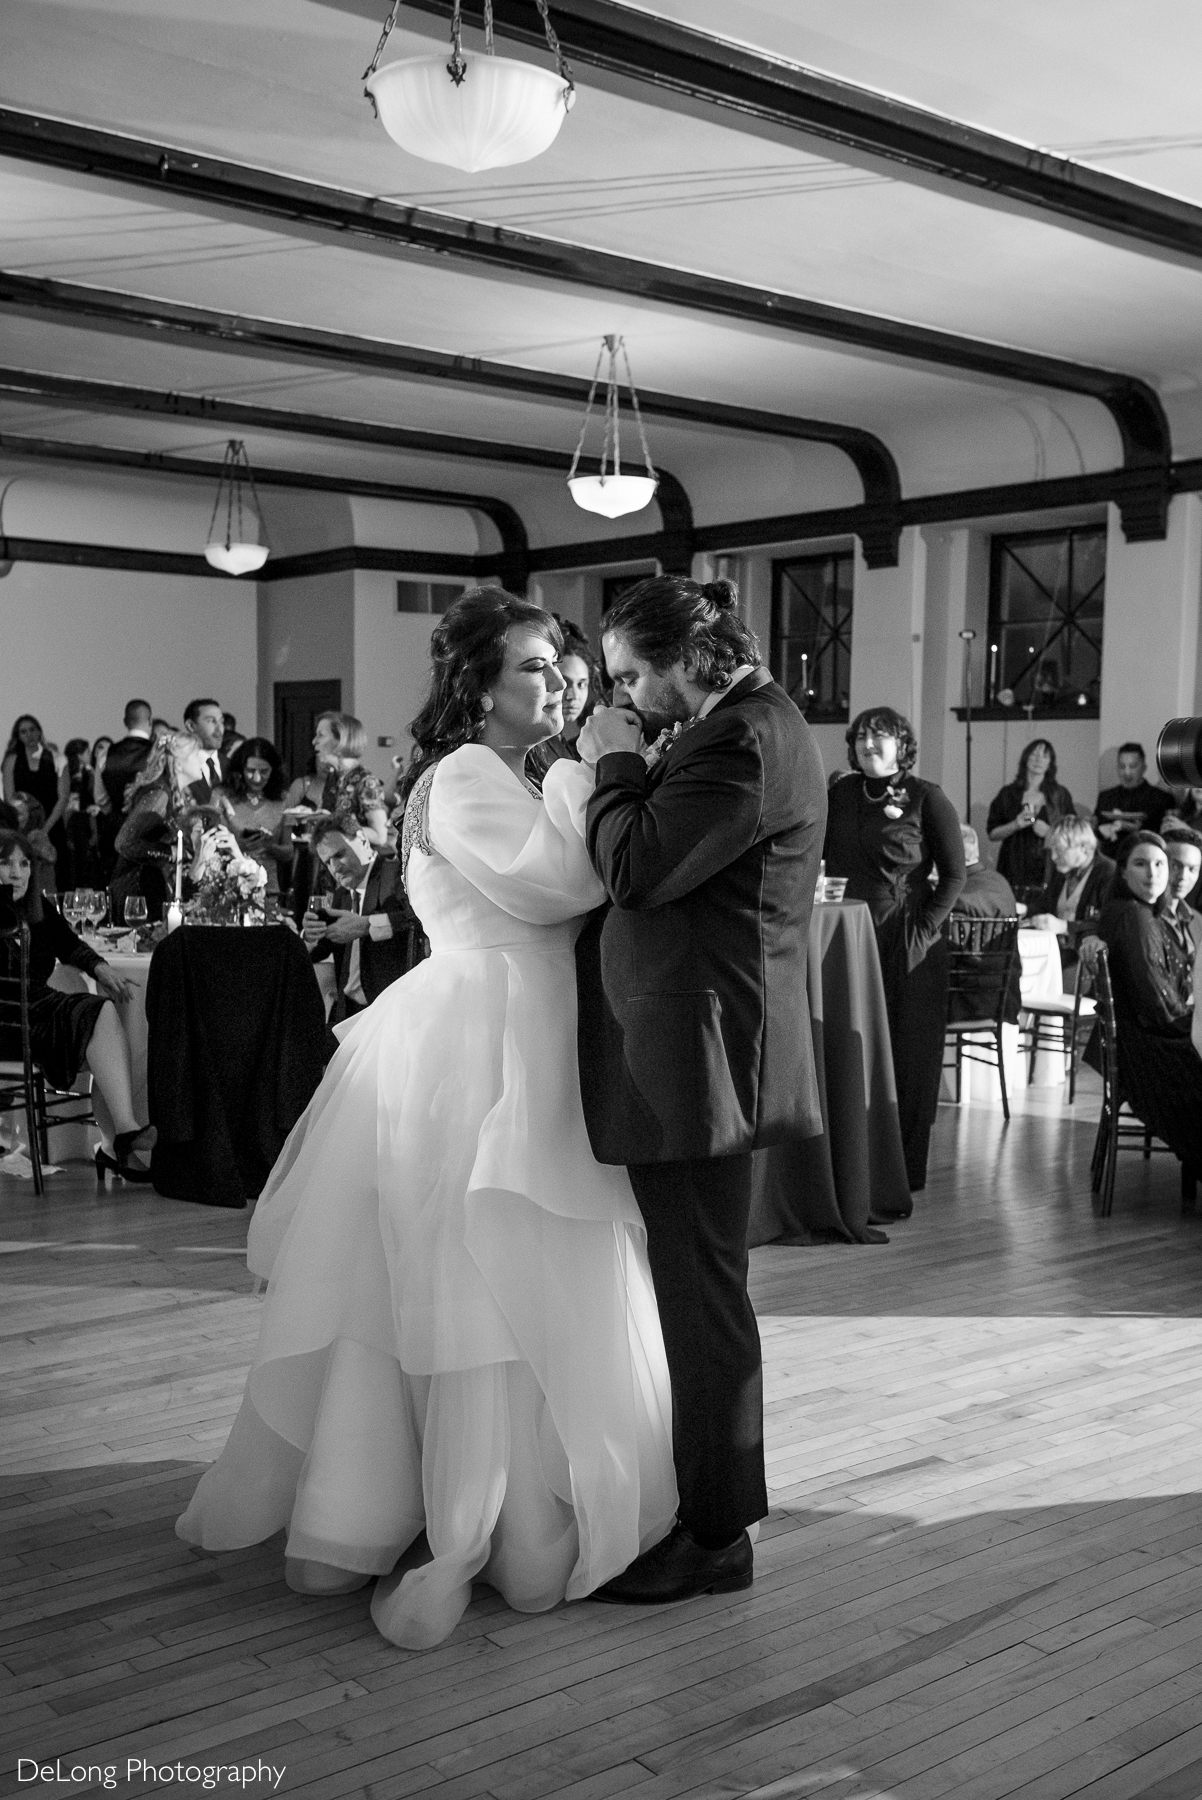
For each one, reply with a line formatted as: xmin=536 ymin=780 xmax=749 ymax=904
xmin=176 ymin=745 xmax=677 ymax=1649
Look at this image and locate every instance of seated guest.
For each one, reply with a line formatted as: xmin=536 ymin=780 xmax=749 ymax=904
xmin=101 ymin=700 xmax=155 ymax=819
xmin=1028 ymin=817 xmax=1114 ymax=970
xmin=110 ymin=808 xmax=174 ymax=924
xmin=1164 ymin=786 xmax=1202 ymax=829
xmin=225 ymin=738 xmax=292 ymax=901
xmin=986 ymin=738 xmax=1075 ymax=904
xmin=953 ymin=824 xmax=1016 ymax=916
xmin=303 ymin=817 xmax=424 ymax=1023
xmin=1094 ymin=742 xmax=1170 ymax=846
xmin=1162 ymin=826 xmax=1202 ymax=960
xmin=1094 ymin=830 xmax=1202 ymax=1181
xmin=0 ymin=829 xmax=154 ymax=1179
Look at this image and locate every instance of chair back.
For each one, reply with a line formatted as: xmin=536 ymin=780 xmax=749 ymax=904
xmin=1091 ymin=944 xmax=1119 ymax=1112
xmin=945 ymin=913 xmax=1021 ymax=1025
xmin=0 ymin=917 xmax=33 ymax=1046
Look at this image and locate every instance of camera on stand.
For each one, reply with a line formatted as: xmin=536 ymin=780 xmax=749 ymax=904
xmin=1157 ymin=719 xmax=1202 ymax=788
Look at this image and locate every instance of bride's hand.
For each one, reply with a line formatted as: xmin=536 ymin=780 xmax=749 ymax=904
xmin=576 ymin=705 xmax=643 ymax=766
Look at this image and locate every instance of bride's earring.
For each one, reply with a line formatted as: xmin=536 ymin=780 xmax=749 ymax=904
xmin=481 ymin=696 xmax=494 ymax=711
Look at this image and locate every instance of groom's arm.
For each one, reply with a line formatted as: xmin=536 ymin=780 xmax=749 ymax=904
xmin=586 ymin=715 xmax=763 ymax=909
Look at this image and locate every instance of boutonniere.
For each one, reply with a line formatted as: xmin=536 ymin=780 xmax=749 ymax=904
xmin=642 ymin=718 xmax=697 ymax=770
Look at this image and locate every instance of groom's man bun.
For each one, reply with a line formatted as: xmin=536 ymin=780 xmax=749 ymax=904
xmin=604 ymin=574 xmax=760 ymax=691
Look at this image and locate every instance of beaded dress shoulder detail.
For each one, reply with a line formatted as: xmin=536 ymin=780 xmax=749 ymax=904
xmin=401 ymin=763 xmax=438 ymax=887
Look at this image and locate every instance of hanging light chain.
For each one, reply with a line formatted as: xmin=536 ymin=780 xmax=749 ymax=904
xmin=534 ymin=0 xmax=575 ymax=98
xmin=567 ymin=340 xmax=606 ymax=482
xmin=619 ymin=337 xmax=657 ymax=479
xmin=567 ymin=337 xmax=658 ymax=487
xmin=365 ymin=0 xmax=568 ymax=106
xmin=206 ymin=441 xmax=266 ymax=553
xmin=362 ymin=0 xmax=401 ymax=115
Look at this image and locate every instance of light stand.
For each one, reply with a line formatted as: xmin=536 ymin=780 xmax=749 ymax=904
xmin=959 ymin=628 xmax=977 ymax=821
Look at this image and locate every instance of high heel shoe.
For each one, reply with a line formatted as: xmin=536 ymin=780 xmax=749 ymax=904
xmin=95 ymin=1127 xmax=155 ymax=1184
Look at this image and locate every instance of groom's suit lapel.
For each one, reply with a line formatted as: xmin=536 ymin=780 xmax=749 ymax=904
xmin=647 ymin=667 xmax=772 ymax=785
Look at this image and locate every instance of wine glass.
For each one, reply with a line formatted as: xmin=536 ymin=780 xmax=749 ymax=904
xmin=123 ymin=895 xmax=148 ymax=928
xmin=86 ymin=890 xmax=108 ymax=931
xmin=60 ymin=889 xmax=80 ymax=928
xmin=72 ymin=888 xmax=95 ymax=934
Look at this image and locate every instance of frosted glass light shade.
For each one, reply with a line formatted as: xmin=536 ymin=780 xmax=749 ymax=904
xmin=366 ymin=53 xmax=571 ymax=172
xmin=205 ymin=541 xmax=269 ymax=576
xmin=568 ymin=474 xmax=658 ymax=519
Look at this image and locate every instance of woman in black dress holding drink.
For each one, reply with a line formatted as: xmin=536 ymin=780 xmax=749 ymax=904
xmin=824 ymin=707 xmax=965 ymax=1201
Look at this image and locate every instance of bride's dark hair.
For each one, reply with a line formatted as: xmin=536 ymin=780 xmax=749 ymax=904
xmin=400 ymin=586 xmax=563 ymax=802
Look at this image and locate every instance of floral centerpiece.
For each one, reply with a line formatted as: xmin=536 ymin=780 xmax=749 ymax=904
xmin=185 ymin=826 xmax=268 ymax=925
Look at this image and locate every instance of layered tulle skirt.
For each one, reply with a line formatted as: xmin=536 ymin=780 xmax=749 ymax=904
xmin=177 ymin=933 xmax=677 ymax=1648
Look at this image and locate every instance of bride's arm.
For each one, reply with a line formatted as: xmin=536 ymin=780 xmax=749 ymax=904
xmin=429 ymin=747 xmax=606 ymax=924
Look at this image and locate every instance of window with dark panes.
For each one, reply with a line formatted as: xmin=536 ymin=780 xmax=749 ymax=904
xmin=770 ymin=552 xmax=853 ymax=722
xmin=988 ymin=526 xmax=1105 ymax=714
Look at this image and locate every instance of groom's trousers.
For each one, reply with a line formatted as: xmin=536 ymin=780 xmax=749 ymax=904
xmin=628 ymin=1152 xmax=768 ymax=1546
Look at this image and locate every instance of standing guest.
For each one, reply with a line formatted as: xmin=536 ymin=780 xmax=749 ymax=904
xmin=954 ymin=823 xmax=1016 ymax=917
xmin=61 ymin=738 xmax=101 ymax=889
xmin=225 ymin=738 xmax=293 ymax=901
xmin=825 ymin=707 xmax=965 ymax=1197
xmin=530 ymin=619 xmax=597 ymax=773
xmin=1028 ymin=817 xmax=1115 ymax=974
xmin=3 ymin=715 xmax=70 ymax=870
xmin=90 ymin=736 xmax=115 ymax=876
xmin=302 ymin=817 xmax=424 ymax=1023
xmin=101 ymin=700 xmax=155 ymax=819
xmin=1162 ymin=826 xmax=1202 ymax=960
xmin=173 ymin=698 xmax=228 ymax=803
xmin=577 ymin=574 xmax=826 ymax=1603
xmin=1092 ymin=831 xmax=1202 ymax=1182
xmin=0 ymin=829 xmax=153 ymax=1180
xmin=110 ymin=809 xmax=174 ymax=925
xmin=311 ymin=712 xmax=389 ymax=850
xmin=221 ymin=712 xmax=245 ymax=759
xmin=11 ymin=796 xmax=58 ymax=895
xmin=1094 ymin=742 xmax=1170 ymax=846
xmin=152 ymin=718 xmax=177 ymax=742
xmin=986 ymin=739 xmax=1075 ymax=904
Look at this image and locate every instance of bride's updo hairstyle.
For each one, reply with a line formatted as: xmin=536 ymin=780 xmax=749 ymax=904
xmin=401 ymin=586 xmax=563 ymax=801
xmin=603 ymin=575 xmax=759 ymax=691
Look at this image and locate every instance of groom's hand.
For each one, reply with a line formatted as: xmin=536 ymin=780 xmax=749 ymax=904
xmin=577 ymin=704 xmax=644 ymax=766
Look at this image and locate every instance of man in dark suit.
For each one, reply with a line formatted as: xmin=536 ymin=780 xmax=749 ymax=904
xmin=303 ymin=818 xmax=424 ymax=1023
xmin=575 ymin=575 xmax=826 ymax=1604
xmin=101 ymin=698 xmax=155 ymax=817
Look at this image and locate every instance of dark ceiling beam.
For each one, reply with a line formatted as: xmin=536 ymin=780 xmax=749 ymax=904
xmin=0 ymin=534 xmax=501 ymax=582
xmin=0 ymin=429 xmax=530 ymax=588
xmin=398 ymin=0 xmax=1202 ymax=268
xmin=0 ymin=270 xmax=899 ymax=511
xmin=0 ymin=112 xmax=1170 ymax=541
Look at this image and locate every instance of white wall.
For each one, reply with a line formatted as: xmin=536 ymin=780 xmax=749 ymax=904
xmin=1 ymin=561 xmax=257 ymax=746
xmin=352 ymin=571 xmax=439 ymax=782
xmin=255 ymin=572 xmax=355 ymax=739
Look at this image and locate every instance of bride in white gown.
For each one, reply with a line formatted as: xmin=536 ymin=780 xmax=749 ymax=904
xmin=177 ymin=590 xmax=677 ymax=1650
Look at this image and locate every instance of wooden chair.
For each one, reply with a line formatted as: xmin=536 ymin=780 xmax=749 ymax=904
xmin=1022 ymin=959 xmax=1097 ymax=1100
xmin=0 ymin=916 xmax=45 ymax=1194
xmin=1089 ymin=946 xmax=1195 ymax=1216
xmin=942 ymin=914 xmax=1022 ymax=1123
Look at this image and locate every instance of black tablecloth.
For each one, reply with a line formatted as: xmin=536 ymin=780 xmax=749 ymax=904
xmin=146 ymin=926 xmax=327 ymax=1207
xmin=749 ymin=900 xmax=911 ymax=1245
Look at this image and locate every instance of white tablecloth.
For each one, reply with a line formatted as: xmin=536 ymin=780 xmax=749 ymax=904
xmin=942 ymin=926 xmax=1067 ymax=1106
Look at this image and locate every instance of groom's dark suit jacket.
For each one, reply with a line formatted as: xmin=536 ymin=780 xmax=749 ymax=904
xmin=577 ymin=669 xmax=827 ymax=1165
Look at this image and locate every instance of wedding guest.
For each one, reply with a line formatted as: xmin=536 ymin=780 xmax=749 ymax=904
xmin=986 ymin=739 xmax=1075 ymax=903
xmin=1165 ymin=787 xmax=1202 ymax=829
xmin=1028 ymin=817 xmax=1115 ymax=972
xmin=90 ymin=735 xmax=116 ymax=879
xmin=1162 ymin=826 xmax=1202 ymax=961
xmin=225 ymin=737 xmax=292 ymax=900
xmin=11 ymin=796 xmax=58 ymax=896
xmin=3 ymin=714 xmax=70 ymax=871
xmin=0 ymin=829 xmax=153 ymax=1180
xmin=110 ymin=809 xmax=174 ymax=925
xmin=303 ymin=817 xmax=424 ymax=1023
xmin=152 ymin=718 xmax=177 ymax=742
xmin=312 ymin=712 xmax=389 ymax=849
xmin=101 ymin=700 xmax=155 ymax=818
xmin=1094 ymin=742 xmax=1170 ymax=845
xmin=173 ymin=698 xmax=228 ymax=803
xmin=530 ymin=619 xmax=597 ymax=773
xmin=824 ymin=706 xmax=965 ymax=1197
xmin=1094 ymin=831 xmax=1202 ymax=1181
xmin=221 ymin=712 xmax=245 ymax=759
xmin=953 ymin=824 xmax=1016 ymax=917
xmin=61 ymin=738 xmax=99 ymax=889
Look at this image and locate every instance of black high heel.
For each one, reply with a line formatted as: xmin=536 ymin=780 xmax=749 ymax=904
xmin=95 ymin=1128 xmax=155 ymax=1184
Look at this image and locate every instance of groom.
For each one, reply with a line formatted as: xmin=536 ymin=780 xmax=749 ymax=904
xmin=575 ymin=575 xmax=827 ymax=1603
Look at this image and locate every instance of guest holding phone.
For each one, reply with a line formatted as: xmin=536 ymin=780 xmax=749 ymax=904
xmin=225 ymin=737 xmax=293 ymax=901
xmin=986 ymin=739 xmax=1075 ymax=904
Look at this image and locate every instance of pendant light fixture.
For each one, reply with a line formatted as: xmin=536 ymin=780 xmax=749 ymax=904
xmin=567 ymin=336 xmax=659 ymax=519
xmin=203 ymin=440 xmax=269 ymax=576
xmin=363 ymin=0 xmax=575 ymax=174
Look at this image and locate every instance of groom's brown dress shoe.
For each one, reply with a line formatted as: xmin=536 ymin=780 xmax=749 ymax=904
xmin=593 ymin=1523 xmax=753 ymax=1604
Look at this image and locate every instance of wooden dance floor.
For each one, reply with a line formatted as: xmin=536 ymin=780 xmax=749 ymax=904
xmin=4 ymin=1079 xmax=1202 ymax=1800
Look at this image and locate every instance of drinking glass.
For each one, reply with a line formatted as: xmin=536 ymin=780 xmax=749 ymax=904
xmin=72 ymin=888 xmax=95 ymax=932
xmin=86 ymin=890 xmax=108 ymax=930
xmin=60 ymin=889 xmax=80 ymax=928
xmin=123 ymin=895 xmax=149 ymax=928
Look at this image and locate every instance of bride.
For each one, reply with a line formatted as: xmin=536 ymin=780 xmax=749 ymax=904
xmin=177 ymin=589 xmax=677 ymax=1650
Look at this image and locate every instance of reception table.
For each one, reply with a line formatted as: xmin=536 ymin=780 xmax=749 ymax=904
xmin=749 ymin=900 xmax=911 ymax=1247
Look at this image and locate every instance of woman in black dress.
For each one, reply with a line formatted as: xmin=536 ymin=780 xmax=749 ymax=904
xmin=0 ymin=828 xmax=153 ymax=1180
xmin=1094 ymin=831 xmax=1202 ymax=1181
xmin=824 ymin=707 xmax=966 ymax=1200
xmin=986 ymin=738 xmax=1075 ymax=905
xmin=2 ymin=714 xmax=70 ymax=874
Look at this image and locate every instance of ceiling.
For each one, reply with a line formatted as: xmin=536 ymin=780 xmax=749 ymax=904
xmin=4 ymin=0 xmax=1202 ymax=565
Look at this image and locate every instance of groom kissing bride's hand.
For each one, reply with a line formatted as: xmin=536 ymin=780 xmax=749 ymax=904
xmin=574 ymin=700 xmax=645 ymax=765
